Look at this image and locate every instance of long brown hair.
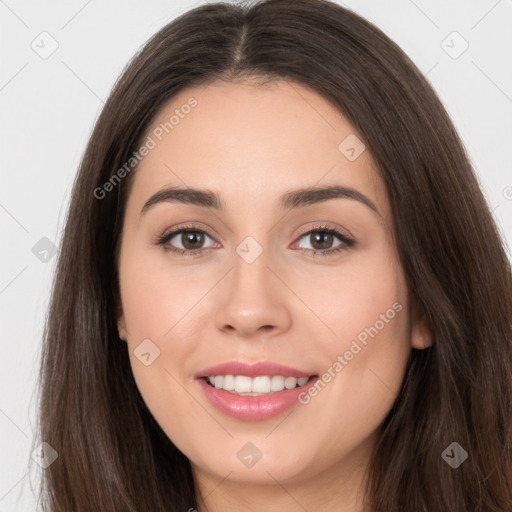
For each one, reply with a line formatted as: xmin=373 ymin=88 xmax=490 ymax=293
xmin=35 ymin=0 xmax=512 ymax=510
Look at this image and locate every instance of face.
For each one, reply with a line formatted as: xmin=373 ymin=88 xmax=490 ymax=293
xmin=116 ymin=79 xmax=430 ymax=496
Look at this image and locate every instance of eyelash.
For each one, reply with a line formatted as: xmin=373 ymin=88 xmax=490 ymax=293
xmin=154 ymin=223 xmax=355 ymax=257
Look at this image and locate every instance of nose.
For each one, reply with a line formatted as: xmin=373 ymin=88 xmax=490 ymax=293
xmin=214 ymin=247 xmax=292 ymax=339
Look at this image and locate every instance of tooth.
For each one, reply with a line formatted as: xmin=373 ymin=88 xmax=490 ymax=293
xmin=284 ymin=377 xmax=298 ymax=389
xmin=214 ymin=375 xmax=224 ymax=389
xmin=223 ymin=374 xmax=235 ymax=390
xmin=206 ymin=374 xmax=311 ymax=393
xmin=252 ymin=376 xmax=271 ymax=393
xmin=270 ymin=375 xmax=285 ymax=391
xmin=234 ymin=375 xmax=252 ymax=393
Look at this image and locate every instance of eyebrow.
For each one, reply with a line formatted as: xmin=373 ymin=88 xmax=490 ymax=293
xmin=140 ymin=184 xmax=380 ymax=216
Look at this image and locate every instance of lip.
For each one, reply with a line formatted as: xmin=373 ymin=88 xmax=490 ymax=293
xmin=194 ymin=361 xmax=315 ymax=379
xmin=196 ymin=376 xmax=319 ymax=421
xmin=194 ymin=361 xmax=319 ymax=421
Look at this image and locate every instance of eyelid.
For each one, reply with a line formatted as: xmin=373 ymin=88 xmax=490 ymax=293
xmin=294 ymin=222 xmax=354 ymax=241
xmin=157 ymin=221 xmax=219 ymax=241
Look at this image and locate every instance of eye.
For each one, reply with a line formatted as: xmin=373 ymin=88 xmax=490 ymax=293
xmin=292 ymin=224 xmax=355 ymax=257
xmin=155 ymin=225 xmax=218 ymax=255
xmin=155 ymin=223 xmax=355 ymax=257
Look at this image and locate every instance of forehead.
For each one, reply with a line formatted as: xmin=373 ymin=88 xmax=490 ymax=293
xmin=130 ymin=79 xmax=390 ymax=221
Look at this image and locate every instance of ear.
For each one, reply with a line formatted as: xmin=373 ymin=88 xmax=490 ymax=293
xmin=410 ymin=298 xmax=433 ymax=349
xmin=116 ymin=298 xmax=128 ymax=342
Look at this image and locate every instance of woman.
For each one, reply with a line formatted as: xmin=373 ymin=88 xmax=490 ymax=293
xmin=35 ymin=0 xmax=512 ymax=510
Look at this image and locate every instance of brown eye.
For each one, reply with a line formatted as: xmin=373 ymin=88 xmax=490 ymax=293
xmin=309 ymin=231 xmax=335 ymax=250
xmin=156 ymin=227 xmax=217 ymax=255
xmin=293 ymin=226 xmax=355 ymax=257
xmin=178 ymin=231 xmax=205 ymax=250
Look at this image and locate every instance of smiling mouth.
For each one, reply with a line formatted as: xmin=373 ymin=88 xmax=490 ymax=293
xmin=202 ymin=374 xmax=317 ymax=396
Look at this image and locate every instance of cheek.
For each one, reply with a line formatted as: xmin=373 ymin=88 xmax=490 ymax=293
xmin=298 ymin=251 xmax=410 ymax=448
xmin=292 ymin=244 xmax=408 ymax=360
xmin=118 ymin=248 xmax=210 ymax=410
xmin=119 ymin=251 xmax=229 ymax=472
xmin=119 ymin=245 xmax=214 ymax=341
xmin=326 ymin=263 xmax=408 ymax=355
xmin=324 ymin=252 xmax=409 ymax=385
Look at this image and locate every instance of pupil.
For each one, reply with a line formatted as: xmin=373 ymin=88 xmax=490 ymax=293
xmin=183 ymin=231 xmax=204 ymax=250
xmin=313 ymin=232 xmax=332 ymax=250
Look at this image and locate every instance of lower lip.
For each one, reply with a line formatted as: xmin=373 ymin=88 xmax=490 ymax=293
xmin=196 ymin=376 xmax=319 ymax=421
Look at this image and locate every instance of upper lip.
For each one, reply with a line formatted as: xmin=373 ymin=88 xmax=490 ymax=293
xmin=194 ymin=361 xmax=317 ymax=379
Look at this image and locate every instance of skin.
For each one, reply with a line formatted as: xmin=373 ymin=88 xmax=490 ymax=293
xmin=116 ymin=78 xmax=432 ymax=512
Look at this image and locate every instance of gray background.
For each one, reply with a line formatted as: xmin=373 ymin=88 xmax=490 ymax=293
xmin=1 ymin=0 xmax=511 ymax=510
